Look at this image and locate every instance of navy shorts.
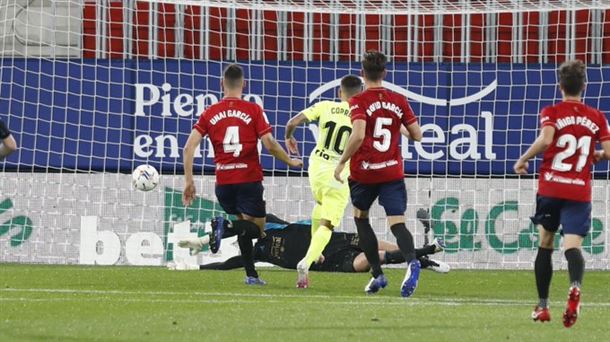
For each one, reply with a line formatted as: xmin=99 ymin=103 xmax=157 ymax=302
xmin=530 ymin=195 xmax=592 ymax=237
xmin=215 ymin=181 xmax=266 ymax=218
xmin=348 ymin=179 xmax=407 ymax=216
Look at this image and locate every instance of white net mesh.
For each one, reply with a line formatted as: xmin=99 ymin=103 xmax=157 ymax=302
xmin=1 ymin=0 xmax=609 ymax=269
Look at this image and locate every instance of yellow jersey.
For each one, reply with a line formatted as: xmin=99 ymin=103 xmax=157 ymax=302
xmin=303 ymin=100 xmax=352 ymax=166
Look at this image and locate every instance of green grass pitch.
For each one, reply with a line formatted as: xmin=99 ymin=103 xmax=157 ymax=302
xmin=1 ymin=265 xmax=609 ymax=341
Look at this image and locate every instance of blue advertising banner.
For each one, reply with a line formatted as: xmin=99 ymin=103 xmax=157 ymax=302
xmin=1 ymin=60 xmax=609 ymax=175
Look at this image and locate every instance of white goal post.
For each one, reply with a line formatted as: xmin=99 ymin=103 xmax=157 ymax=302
xmin=1 ymin=0 xmax=609 ymax=269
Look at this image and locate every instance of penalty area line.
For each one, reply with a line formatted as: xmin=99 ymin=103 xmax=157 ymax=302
xmin=2 ymin=288 xmax=610 ymax=307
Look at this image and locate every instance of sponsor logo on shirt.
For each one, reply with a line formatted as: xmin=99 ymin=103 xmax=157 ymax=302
xmin=361 ymin=159 xmax=399 ymax=170
xmin=544 ymin=172 xmax=585 ymax=186
xmin=216 ymin=163 xmax=248 ymax=171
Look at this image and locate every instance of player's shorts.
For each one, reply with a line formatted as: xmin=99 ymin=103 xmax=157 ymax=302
xmin=0 ymin=119 xmax=11 ymax=139
xmin=348 ymin=179 xmax=407 ymax=216
xmin=530 ymin=195 xmax=592 ymax=237
xmin=308 ymin=161 xmax=350 ymax=227
xmin=215 ymin=181 xmax=266 ymax=218
xmin=311 ymin=248 xmax=361 ymax=273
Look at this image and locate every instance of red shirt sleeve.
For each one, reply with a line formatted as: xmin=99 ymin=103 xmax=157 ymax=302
xmin=349 ymin=97 xmax=366 ymax=122
xmin=539 ymin=106 xmax=556 ymax=129
xmin=193 ymin=111 xmax=207 ymax=136
xmin=255 ymin=104 xmax=272 ymax=137
xmin=398 ymin=96 xmax=417 ymax=126
xmin=596 ymin=110 xmax=610 ymax=142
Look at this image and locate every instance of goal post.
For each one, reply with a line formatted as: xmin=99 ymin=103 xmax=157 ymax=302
xmin=1 ymin=0 xmax=609 ymax=269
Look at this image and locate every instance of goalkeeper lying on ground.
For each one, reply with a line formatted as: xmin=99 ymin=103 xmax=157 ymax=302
xmin=170 ymin=213 xmax=449 ymax=274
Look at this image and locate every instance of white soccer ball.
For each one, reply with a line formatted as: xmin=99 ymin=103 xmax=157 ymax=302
xmin=132 ymin=164 xmax=160 ymax=191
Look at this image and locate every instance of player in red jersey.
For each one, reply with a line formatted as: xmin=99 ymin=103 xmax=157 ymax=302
xmin=514 ymin=60 xmax=610 ymax=328
xmin=182 ymin=64 xmax=302 ymax=285
xmin=334 ymin=51 xmax=423 ymax=297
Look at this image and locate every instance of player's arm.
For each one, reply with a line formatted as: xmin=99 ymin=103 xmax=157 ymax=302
xmin=0 ymin=120 xmax=17 ymax=160
xmin=334 ymin=119 xmax=365 ymax=183
xmin=284 ymin=112 xmax=309 ymax=155
xmin=513 ymin=126 xmax=555 ymax=174
xmin=594 ymin=141 xmax=610 ymax=162
xmin=593 ymin=114 xmax=610 ymax=162
xmin=404 ymin=122 xmax=422 ymax=142
xmin=182 ymin=129 xmax=203 ymax=206
xmin=0 ymin=135 xmax=17 ymax=160
xmin=399 ymin=97 xmax=422 ymax=142
xmin=261 ymin=133 xmax=303 ymax=168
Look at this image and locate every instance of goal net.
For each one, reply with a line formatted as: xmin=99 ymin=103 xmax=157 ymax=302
xmin=1 ymin=0 xmax=609 ymax=269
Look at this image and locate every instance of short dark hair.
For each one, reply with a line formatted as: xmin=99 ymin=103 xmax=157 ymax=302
xmin=340 ymin=75 xmax=362 ymax=97
xmin=223 ymin=64 xmax=244 ymax=88
xmin=558 ymin=60 xmax=586 ymax=96
xmin=361 ymin=50 xmax=387 ymax=82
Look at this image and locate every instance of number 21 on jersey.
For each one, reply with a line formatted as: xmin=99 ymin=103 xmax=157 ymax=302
xmin=551 ymin=133 xmax=591 ymax=172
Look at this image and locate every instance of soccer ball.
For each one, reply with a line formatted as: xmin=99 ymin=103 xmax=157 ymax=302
xmin=132 ymin=164 xmax=160 ymax=191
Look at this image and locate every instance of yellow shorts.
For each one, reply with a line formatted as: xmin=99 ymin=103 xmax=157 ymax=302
xmin=308 ymin=161 xmax=350 ymax=227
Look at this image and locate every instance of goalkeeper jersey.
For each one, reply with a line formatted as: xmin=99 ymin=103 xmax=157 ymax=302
xmin=303 ymin=100 xmax=352 ymax=166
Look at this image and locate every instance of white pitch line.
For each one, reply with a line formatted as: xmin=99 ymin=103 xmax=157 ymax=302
xmin=2 ymin=288 xmax=610 ymax=307
xmin=0 ymin=296 xmax=522 ymax=307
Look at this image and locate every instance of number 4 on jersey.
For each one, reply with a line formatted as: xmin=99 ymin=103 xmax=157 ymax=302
xmin=223 ymin=126 xmax=243 ymax=157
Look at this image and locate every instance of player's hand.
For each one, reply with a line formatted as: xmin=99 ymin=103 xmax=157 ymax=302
xmin=594 ymin=150 xmax=605 ymax=163
xmin=513 ymin=159 xmax=529 ymax=175
xmin=182 ymin=181 xmax=197 ymax=206
xmin=288 ymin=158 xmax=303 ymax=168
xmin=285 ymin=137 xmax=300 ymax=156
xmin=316 ymin=254 xmax=325 ymax=264
xmin=334 ymin=162 xmax=346 ymax=183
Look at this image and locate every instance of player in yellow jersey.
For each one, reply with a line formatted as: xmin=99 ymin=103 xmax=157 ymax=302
xmin=285 ymin=75 xmax=363 ymax=288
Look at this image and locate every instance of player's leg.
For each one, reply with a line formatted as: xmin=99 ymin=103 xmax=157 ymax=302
xmin=378 ymin=180 xmax=419 ymax=298
xmin=232 ymin=182 xmax=267 ymax=285
xmin=198 ymin=256 xmax=245 ymax=270
xmin=529 ymin=195 xmax=561 ymax=322
xmin=298 ymin=179 xmax=349 ymax=287
xmin=349 ymin=180 xmax=387 ymax=293
xmin=384 ymin=241 xmax=445 ymax=264
xmin=352 ymin=251 xmax=385 ymax=272
xmin=560 ymin=201 xmax=591 ymax=328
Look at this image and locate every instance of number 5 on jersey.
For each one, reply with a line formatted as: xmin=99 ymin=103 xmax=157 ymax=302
xmin=223 ymin=126 xmax=243 ymax=157
xmin=373 ymin=117 xmax=393 ymax=152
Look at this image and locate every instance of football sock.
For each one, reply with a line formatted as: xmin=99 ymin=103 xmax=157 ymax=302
xmin=231 ymin=220 xmax=261 ymax=239
xmin=538 ymin=298 xmax=549 ymax=309
xmin=416 ymin=244 xmax=436 ymax=258
xmin=565 ymin=248 xmax=584 ymax=288
xmin=384 ymin=246 xmax=432 ymax=265
xmin=390 ymin=223 xmax=416 ymax=262
xmin=311 ymin=204 xmax=322 ymax=236
xmin=304 ymin=225 xmax=332 ymax=268
xmin=237 ymin=235 xmax=258 ymax=278
xmin=534 ymin=247 xmax=553 ymax=304
xmin=199 ymin=256 xmax=244 ymax=270
xmin=354 ymin=217 xmax=383 ymax=278
xmin=384 ymin=250 xmax=404 ymax=264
